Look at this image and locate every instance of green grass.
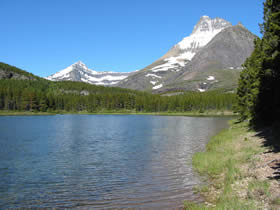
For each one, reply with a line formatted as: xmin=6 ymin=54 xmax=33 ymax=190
xmin=184 ymin=201 xmax=208 ymax=210
xmin=193 ymin=125 xmax=241 ymax=177
xmin=188 ymin=121 xmax=268 ymax=209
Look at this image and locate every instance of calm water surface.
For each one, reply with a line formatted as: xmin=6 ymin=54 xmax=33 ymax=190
xmin=0 ymin=115 xmax=230 ymax=209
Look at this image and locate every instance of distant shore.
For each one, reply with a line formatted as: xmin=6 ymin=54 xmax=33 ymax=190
xmin=0 ymin=111 xmax=56 ymax=116
xmin=0 ymin=110 xmax=238 ymax=117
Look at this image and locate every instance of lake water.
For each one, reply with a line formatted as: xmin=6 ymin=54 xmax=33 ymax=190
xmin=0 ymin=115 xmax=230 ymax=209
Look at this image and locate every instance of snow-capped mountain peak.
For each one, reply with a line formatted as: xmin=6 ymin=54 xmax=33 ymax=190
xmin=145 ymin=16 xmax=232 ymax=76
xmin=117 ymin=16 xmax=242 ymax=92
xmin=75 ymin=60 xmax=85 ymax=66
xmin=46 ymin=61 xmax=132 ymax=86
xmin=177 ymin=16 xmax=232 ymax=54
xmin=192 ymin=16 xmax=230 ymax=34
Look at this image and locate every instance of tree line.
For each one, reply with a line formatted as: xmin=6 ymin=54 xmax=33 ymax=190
xmin=0 ymin=79 xmax=236 ymax=113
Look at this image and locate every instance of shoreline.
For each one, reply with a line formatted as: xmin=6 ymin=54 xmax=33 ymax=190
xmin=188 ymin=121 xmax=280 ymax=209
xmin=0 ymin=110 xmax=238 ymax=117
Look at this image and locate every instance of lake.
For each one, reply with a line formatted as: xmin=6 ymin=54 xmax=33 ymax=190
xmin=0 ymin=115 xmax=230 ymax=209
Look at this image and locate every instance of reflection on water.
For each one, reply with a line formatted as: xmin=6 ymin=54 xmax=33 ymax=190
xmin=0 ymin=115 xmax=230 ymax=209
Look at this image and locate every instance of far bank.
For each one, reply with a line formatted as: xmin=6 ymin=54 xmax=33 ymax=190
xmin=0 ymin=110 xmax=237 ymax=117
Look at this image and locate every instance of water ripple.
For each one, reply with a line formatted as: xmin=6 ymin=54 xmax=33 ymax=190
xmin=0 ymin=115 xmax=230 ymax=209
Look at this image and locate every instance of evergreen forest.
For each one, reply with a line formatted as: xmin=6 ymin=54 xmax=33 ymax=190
xmin=0 ymin=62 xmax=236 ymax=113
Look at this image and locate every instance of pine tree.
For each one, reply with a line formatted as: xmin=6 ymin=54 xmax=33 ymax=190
xmin=237 ymin=0 xmax=280 ymax=124
xmin=254 ymin=0 xmax=280 ymax=123
xmin=237 ymin=38 xmax=264 ymax=120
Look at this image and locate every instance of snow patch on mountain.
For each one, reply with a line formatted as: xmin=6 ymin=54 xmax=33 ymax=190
xmin=207 ymin=76 xmax=215 ymax=81
xmin=152 ymin=84 xmax=163 ymax=90
xmin=150 ymin=81 xmax=157 ymax=85
xmin=151 ymin=59 xmax=182 ymax=73
xmin=198 ymin=88 xmax=206 ymax=92
xmin=145 ymin=74 xmax=162 ymax=78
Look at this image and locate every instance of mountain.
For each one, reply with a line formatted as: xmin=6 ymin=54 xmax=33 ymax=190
xmin=46 ymin=61 xmax=133 ymax=86
xmin=117 ymin=16 xmax=256 ymax=93
xmin=165 ymin=23 xmax=256 ymax=92
xmin=156 ymin=15 xmax=232 ymax=67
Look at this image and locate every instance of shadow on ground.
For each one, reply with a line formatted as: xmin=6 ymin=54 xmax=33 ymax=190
xmin=254 ymin=123 xmax=280 ymax=181
xmin=269 ymin=162 xmax=280 ymax=180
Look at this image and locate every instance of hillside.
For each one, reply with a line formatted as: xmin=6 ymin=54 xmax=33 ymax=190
xmin=117 ymin=17 xmax=256 ymax=93
xmin=0 ymin=62 xmax=41 ymax=81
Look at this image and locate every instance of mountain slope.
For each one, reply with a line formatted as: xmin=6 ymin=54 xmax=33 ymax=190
xmin=117 ymin=16 xmax=233 ymax=91
xmin=46 ymin=61 xmax=133 ymax=86
xmin=117 ymin=17 xmax=256 ymax=93
xmin=183 ymin=24 xmax=256 ymax=73
xmin=158 ymin=24 xmax=257 ymax=93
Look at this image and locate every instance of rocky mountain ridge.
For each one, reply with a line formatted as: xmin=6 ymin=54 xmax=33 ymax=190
xmin=46 ymin=61 xmax=133 ymax=86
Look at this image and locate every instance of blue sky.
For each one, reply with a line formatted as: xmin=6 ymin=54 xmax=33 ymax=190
xmin=0 ymin=0 xmax=264 ymax=77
